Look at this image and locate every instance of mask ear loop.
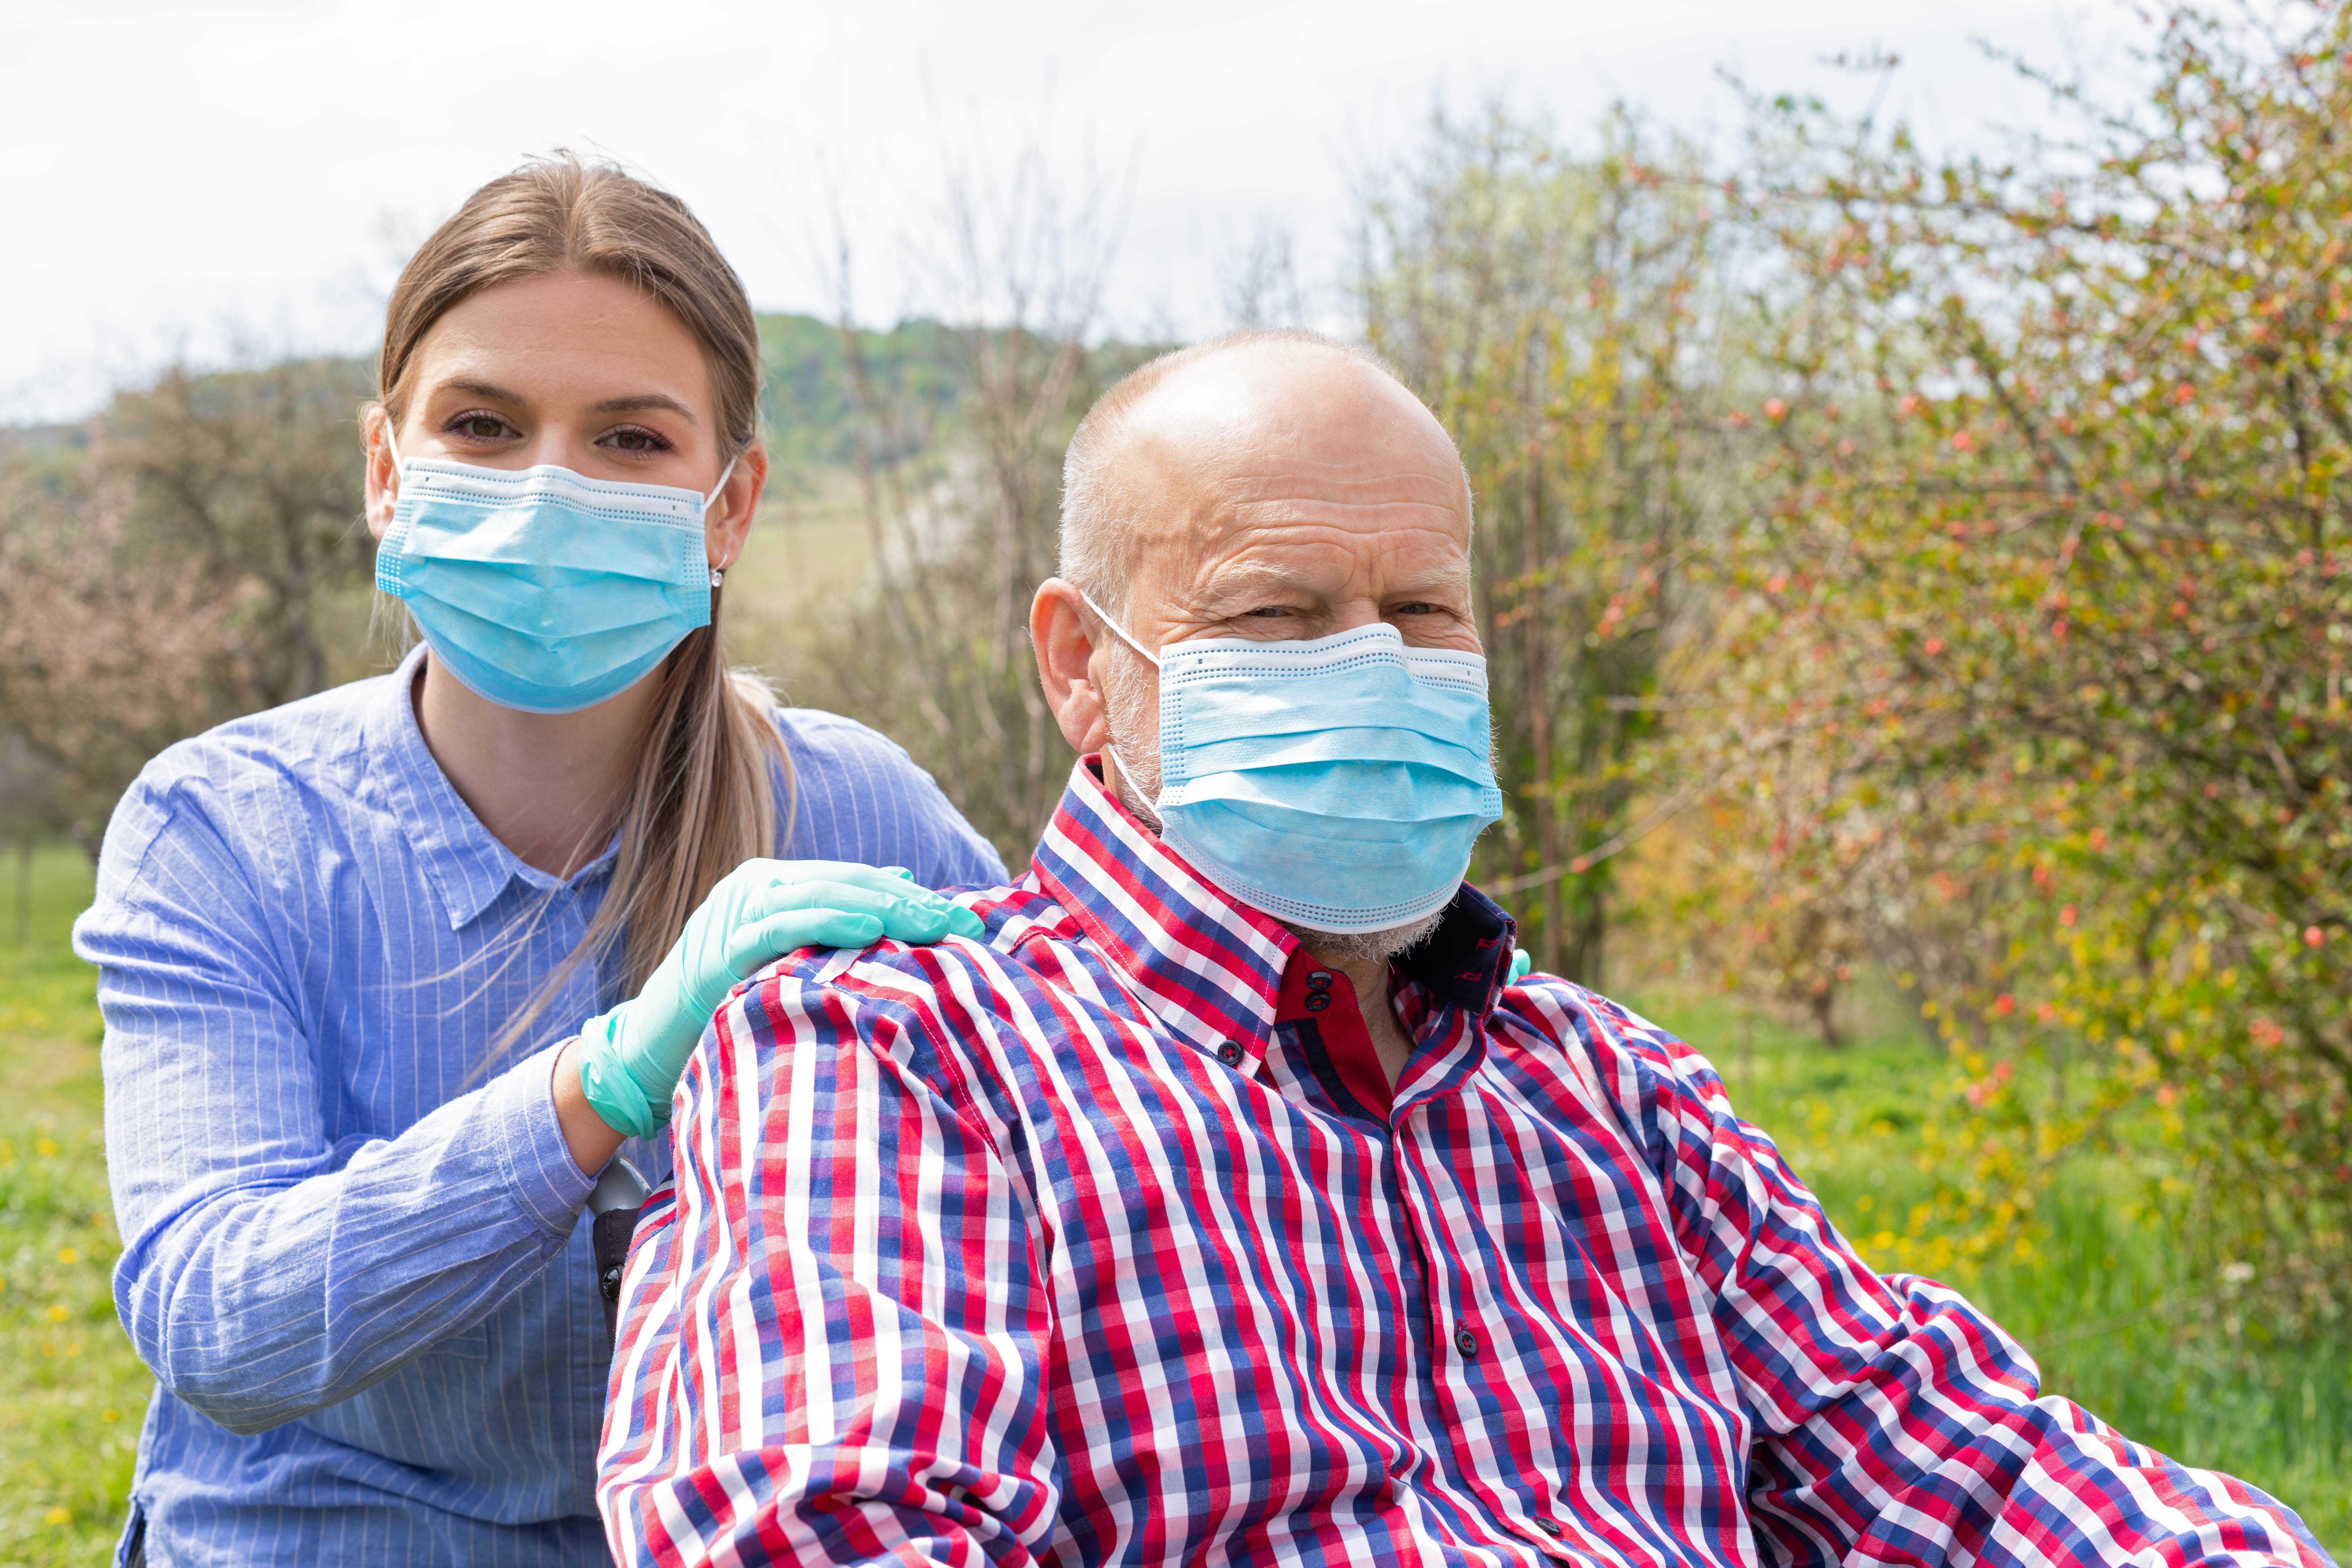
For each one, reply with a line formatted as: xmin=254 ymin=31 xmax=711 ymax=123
xmin=1078 ymin=588 xmax=1161 ymax=669
xmin=1077 ymin=588 xmax=1167 ymax=820
xmin=704 ymin=451 xmax=742 ymax=587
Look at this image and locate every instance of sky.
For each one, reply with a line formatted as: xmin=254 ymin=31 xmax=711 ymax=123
xmin=1 ymin=0 xmax=2144 ymax=424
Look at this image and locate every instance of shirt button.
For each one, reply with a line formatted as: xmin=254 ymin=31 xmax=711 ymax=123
xmin=1304 ymin=992 xmax=1330 ymax=1013
xmin=1217 ymin=1041 xmax=1243 ymax=1066
xmin=1307 ymin=970 xmax=1332 ymax=989
xmin=1533 ymin=1518 xmax=1564 ymax=1538
xmin=1453 ymin=1328 xmax=1479 ymax=1358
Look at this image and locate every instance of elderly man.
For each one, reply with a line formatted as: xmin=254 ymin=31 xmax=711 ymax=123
xmin=597 ymin=333 xmax=2324 ymax=1567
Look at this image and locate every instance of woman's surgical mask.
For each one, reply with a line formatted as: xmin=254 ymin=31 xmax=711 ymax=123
xmin=1084 ymin=594 xmax=1503 ymax=934
xmin=375 ymin=428 xmax=735 ymax=714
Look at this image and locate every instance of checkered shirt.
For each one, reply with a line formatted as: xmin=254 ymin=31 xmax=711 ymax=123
xmin=598 ymin=761 xmax=2325 ymax=1567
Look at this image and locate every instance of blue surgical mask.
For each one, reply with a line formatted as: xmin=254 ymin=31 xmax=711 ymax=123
xmin=1085 ymin=595 xmax=1503 ymax=934
xmin=375 ymin=428 xmax=736 ymax=714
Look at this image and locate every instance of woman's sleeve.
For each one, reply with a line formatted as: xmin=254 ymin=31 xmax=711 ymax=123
xmin=775 ymin=711 xmax=1011 ymax=890
xmin=75 ymin=781 xmax=594 ymax=1436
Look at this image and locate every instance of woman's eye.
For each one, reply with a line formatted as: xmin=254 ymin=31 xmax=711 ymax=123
xmin=604 ymin=427 xmax=668 ymax=453
xmin=456 ymin=414 xmax=509 ymax=440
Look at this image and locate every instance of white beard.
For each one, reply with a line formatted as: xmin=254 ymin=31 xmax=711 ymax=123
xmin=1098 ymin=650 xmax=1166 ymax=833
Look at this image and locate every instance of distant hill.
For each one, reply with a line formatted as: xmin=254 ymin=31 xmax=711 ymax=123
xmin=1 ymin=312 xmax=1157 ymax=483
xmin=758 ymin=313 xmax=967 ymax=472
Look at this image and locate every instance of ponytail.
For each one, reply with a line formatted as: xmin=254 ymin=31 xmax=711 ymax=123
xmin=372 ymin=152 xmax=792 ymax=1059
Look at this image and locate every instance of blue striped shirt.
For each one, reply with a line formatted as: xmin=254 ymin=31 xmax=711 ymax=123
xmin=72 ymin=644 xmax=1007 ymax=1567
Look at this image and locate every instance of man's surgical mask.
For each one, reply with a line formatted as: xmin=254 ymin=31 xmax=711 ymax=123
xmin=376 ymin=428 xmax=735 ymax=714
xmin=1084 ymin=594 xmax=1503 ymax=934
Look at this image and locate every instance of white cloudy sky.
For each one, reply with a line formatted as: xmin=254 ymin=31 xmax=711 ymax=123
xmin=4 ymin=0 xmax=2142 ymax=423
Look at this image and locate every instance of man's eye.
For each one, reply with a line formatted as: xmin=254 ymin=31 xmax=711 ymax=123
xmin=1394 ymin=602 xmax=1444 ymax=616
xmin=1241 ymin=607 xmax=1289 ymax=618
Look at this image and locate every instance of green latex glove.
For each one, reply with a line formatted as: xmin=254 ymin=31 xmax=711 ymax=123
xmin=577 ymin=860 xmax=984 ymax=1138
xmin=1508 ymin=947 xmax=1532 ymax=983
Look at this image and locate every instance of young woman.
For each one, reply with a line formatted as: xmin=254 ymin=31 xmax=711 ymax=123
xmin=74 ymin=156 xmax=1007 ymax=1566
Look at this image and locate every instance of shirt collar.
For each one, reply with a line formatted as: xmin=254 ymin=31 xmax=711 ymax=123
xmin=1029 ymin=760 xmax=1518 ymax=1064
xmin=362 ymin=644 xmax=616 ymax=931
xmin=1031 ymin=760 xmax=1295 ymax=1063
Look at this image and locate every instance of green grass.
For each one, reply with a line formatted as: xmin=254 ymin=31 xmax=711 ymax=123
xmin=0 ymin=842 xmax=142 ymax=1566
xmin=0 ymin=842 xmax=2340 ymax=1560
xmin=1626 ymin=987 xmax=2351 ymax=1555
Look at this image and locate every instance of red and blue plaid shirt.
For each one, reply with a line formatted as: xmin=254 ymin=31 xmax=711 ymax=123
xmin=598 ymin=762 xmax=2323 ymax=1567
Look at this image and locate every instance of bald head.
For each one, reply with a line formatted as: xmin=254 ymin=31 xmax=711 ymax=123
xmin=1031 ymin=329 xmax=1482 ymax=967
xmin=1058 ymin=330 xmax=1474 ymax=623
xmin=1033 ymin=327 xmax=1481 ymax=809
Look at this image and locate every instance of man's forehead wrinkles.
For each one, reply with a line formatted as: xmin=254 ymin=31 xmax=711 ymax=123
xmin=1181 ymin=529 xmax=1472 ymax=596
xmin=1213 ymin=503 xmax=1468 ymax=533
xmin=1207 ymin=467 xmax=1464 ymax=504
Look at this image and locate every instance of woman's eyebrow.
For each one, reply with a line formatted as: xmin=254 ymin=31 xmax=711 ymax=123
xmin=441 ymin=377 xmax=526 ymax=404
xmin=592 ymin=393 xmax=699 ymax=423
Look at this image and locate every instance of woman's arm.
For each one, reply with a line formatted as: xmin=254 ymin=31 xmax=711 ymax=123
xmin=552 ymin=1038 xmax=628 ymax=1175
xmin=82 ymin=797 xmax=595 ymax=1436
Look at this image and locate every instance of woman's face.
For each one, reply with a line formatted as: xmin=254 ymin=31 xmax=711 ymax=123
xmin=363 ymin=270 xmax=765 ymax=569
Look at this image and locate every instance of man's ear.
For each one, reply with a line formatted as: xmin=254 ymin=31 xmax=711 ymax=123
xmin=1032 ymin=579 xmax=1112 ymax=755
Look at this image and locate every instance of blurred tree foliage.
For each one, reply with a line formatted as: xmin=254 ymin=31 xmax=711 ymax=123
xmin=105 ymin=359 xmax=376 ymax=710
xmin=0 ymin=356 xmax=373 ymax=823
xmin=757 ymin=314 xmax=966 ymax=475
xmin=1363 ymin=109 xmax=1743 ymax=987
xmin=1680 ymin=3 xmax=2352 ymax=1313
xmin=0 ymin=0 xmax=2341 ymax=1336
xmin=785 ymin=138 xmax=1159 ymax=868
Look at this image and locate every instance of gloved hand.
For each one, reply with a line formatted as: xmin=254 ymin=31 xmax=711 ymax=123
xmin=577 ymin=860 xmax=984 ymax=1138
xmin=1508 ymin=947 xmax=1533 ymax=983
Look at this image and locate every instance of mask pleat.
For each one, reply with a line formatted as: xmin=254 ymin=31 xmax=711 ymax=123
xmin=376 ymin=457 xmax=715 ymax=714
xmin=1143 ymin=620 xmax=1505 ymax=934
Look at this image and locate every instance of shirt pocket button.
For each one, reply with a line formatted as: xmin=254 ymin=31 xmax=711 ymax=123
xmin=1453 ymin=1328 xmax=1479 ymax=1358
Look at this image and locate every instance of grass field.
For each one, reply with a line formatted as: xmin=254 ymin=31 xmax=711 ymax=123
xmin=1 ymin=844 xmax=143 ymax=1566
xmin=0 ymin=839 xmax=2342 ymax=1563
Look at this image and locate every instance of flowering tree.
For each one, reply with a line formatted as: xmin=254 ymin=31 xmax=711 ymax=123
xmin=0 ymin=355 xmax=373 ymax=825
xmin=0 ymin=465 xmax=234 ymax=821
xmin=1363 ymin=108 xmax=1740 ymax=985
xmin=1689 ymin=4 xmax=2352 ymax=1309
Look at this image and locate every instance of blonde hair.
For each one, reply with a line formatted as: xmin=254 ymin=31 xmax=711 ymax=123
xmin=372 ymin=153 xmax=790 ymax=1053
